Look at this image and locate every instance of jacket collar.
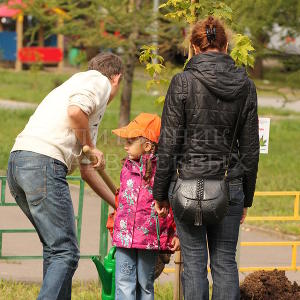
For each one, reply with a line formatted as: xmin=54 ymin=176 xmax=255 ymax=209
xmin=124 ymin=154 xmax=157 ymax=175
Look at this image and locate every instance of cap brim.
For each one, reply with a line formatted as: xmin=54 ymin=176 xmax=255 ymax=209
xmin=112 ymin=126 xmax=144 ymax=139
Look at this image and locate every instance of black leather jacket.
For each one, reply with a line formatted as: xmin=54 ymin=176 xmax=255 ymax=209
xmin=153 ymin=52 xmax=260 ymax=207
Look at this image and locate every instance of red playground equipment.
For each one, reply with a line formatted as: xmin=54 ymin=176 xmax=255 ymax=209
xmin=0 ymin=0 xmax=65 ymax=70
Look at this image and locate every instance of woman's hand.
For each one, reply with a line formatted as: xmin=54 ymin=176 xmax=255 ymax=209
xmin=240 ymin=208 xmax=248 ymax=224
xmin=155 ymin=200 xmax=170 ymax=218
xmin=170 ymin=236 xmax=180 ymax=252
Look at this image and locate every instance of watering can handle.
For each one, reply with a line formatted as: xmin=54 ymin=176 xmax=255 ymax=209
xmin=82 ymin=145 xmax=117 ymax=194
xmin=108 ymin=246 xmax=117 ymax=259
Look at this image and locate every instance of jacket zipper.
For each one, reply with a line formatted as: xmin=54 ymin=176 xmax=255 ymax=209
xmin=129 ymin=157 xmax=143 ymax=247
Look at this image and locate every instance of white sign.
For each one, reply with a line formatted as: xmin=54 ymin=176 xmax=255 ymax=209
xmin=259 ymin=117 xmax=270 ymax=154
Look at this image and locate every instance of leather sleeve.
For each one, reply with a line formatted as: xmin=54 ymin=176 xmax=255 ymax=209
xmin=238 ymin=80 xmax=260 ymax=207
xmin=153 ymin=73 xmax=188 ymax=202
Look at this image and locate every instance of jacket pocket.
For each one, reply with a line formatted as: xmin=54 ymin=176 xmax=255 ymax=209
xmin=16 ymin=166 xmax=47 ymax=206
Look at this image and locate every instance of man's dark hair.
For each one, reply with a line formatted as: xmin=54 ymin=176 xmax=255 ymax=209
xmin=88 ymin=53 xmax=123 ymax=79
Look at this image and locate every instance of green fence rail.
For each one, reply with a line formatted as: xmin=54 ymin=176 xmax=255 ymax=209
xmin=0 ymin=175 xmax=108 ymax=261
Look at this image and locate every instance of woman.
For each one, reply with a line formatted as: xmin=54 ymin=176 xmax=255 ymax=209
xmin=153 ymin=16 xmax=259 ymax=300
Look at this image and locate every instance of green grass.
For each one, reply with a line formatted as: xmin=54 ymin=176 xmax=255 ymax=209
xmin=247 ymin=112 xmax=300 ymax=235
xmin=254 ymin=67 xmax=300 ymax=101
xmin=0 ymin=68 xmax=70 ymax=103
xmin=263 ymin=67 xmax=300 ymax=90
xmin=0 ymin=280 xmax=173 ymax=300
xmin=0 ymin=109 xmax=34 ymax=175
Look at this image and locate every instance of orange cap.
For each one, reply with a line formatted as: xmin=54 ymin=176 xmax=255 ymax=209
xmin=112 ymin=113 xmax=161 ymax=143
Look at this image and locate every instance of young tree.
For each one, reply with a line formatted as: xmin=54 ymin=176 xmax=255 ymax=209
xmin=140 ymin=0 xmax=255 ymax=104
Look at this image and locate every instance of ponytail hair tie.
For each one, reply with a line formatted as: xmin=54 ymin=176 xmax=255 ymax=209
xmin=206 ymin=25 xmax=216 ymax=44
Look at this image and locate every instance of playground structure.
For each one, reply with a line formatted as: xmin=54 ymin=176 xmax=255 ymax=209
xmin=0 ymin=0 xmax=65 ymax=71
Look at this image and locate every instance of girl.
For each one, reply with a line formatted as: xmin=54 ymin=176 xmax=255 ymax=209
xmin=112 ymin=113 xmax=180 ymax=300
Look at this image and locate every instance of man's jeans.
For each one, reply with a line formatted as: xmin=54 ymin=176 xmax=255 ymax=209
xmin=171 ymin=179 xmax=244 ymax=300
xmin=7 ymin=151 xmax=80 ymax=300
xmin=115 ymin=247 xmax=158 ymax=300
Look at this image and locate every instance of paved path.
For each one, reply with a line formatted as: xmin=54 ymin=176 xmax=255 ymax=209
xmin=0 ymin=99 xmax=37 ymax=110
xmin=0 ymin=185 xmax=299 ymax=285
xmin=259 ymin=96 xmax=300 ymax=112
xmin=1 ymin=95 xmax=300 ymax=112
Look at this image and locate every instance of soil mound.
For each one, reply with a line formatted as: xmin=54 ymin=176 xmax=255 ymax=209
xmin=240 ymin=269 xmax=300 ymax=300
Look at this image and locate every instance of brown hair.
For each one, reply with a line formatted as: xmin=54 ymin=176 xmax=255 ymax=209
xmin=190 ymin=16 xmax=228 ymax=53
xmin=88 ymin=52 xmax=123 ymax=79
xmin=143 ymin=142 xmax=158 ymax=184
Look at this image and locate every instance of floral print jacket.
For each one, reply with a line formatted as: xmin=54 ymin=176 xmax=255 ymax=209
xmin=112 ymin=154 xmax=177 ymax=250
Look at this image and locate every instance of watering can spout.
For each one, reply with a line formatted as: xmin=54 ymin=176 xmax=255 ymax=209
xmin=91 ymin=246 xmax=116 ymax=299
xmin=92 ymin=256 xmax=113 ymax=294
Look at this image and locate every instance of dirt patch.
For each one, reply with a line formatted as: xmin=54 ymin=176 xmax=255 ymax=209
xmin=240 ymin=269 xmax=300 ymax=300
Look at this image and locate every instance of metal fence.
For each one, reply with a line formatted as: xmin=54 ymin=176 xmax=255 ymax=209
xmin=164 ymin=191 xmax=300 ymax=274
xmin=0 ymin=175 xmax=108 ymax=261
xmin=240 ymin=191 xmax=300 ymax=272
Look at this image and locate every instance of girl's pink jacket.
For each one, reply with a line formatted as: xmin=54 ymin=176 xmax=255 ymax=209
xmin=112 ymin=154 xmax=177 ymax=250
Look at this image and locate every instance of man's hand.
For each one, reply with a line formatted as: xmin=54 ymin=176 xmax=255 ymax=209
xmin=89 ymin=147 xmax=105 ymax=170
xmin=170 ymin=236 xmax=180 ymax=252
xmin=155 ymin=200 xmax=170 ymax=218
xmin=240 ymin=207 xmax=248 ymax=224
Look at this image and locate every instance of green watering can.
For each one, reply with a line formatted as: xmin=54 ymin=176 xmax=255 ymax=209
xmin=92 ymin=246 xmax=116 ymax=300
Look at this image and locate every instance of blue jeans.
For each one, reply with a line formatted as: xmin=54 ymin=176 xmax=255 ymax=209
xmin=115 ymin=248 xmax=158 ymax=300
xmin=171 ymin=179 xmax=244 ymax=300
xmin=7 ymin=151 xmax=80 ymax=300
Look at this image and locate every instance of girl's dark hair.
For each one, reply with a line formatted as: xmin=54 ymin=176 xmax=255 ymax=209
xmin=143 ymin=142 xmax=158 ymax=184
xmin=88 ymin=52 xmax=123 ymax=79
xmin=190 ymin=16 xmax=228 ymax=52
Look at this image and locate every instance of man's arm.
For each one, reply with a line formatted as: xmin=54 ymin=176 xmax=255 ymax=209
xmin=79 ymin=163 xmax=116 ymax=209
xmin=68 ymin=105 xmax=105 ymax=169
xmin=68 ymin=105 xmax=94 ymax=147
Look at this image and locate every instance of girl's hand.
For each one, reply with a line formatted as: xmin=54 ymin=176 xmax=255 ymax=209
xmin=155 ymin=200 xmax=170 ymax=218
xmin=170 ymin=237 xmax=180 ymax=252
xmin=240 ymin=208 xmax=248 ymax=224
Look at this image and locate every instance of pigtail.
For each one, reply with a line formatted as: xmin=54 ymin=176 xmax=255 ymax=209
xmin=143 ymin=142 xmax=158 ymax=184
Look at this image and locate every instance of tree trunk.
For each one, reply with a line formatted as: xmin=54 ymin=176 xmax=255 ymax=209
xmin=251 ymin=56 xmax=264 ymax=79
xmin=118 ymin=0 xmax=141 ymax=127
xmin=119 ymin=52 xmax=136 ymax=127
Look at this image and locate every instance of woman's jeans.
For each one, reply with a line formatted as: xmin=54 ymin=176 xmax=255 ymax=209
xmin=7 ymin=151 xmax=80 ymax=300
xmin=171 ymin=178 xmax=244 ymax=300
xmin=115 ymin=247 xmax=158 ymax=300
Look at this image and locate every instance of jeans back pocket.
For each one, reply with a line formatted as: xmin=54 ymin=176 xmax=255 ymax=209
xmin=16 ymin=165 xmax=47 ymax=206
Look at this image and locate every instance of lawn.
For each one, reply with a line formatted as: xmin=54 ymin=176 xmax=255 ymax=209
xmin=0 ymin=280 xmax=173 ymax=300
xmin=255 ymin=66 xmax=300 ymax=101
xmin=0 ymin=68 xmax=69 ymax=103
xmin=0 ymin=68 xmax=299 ymax=236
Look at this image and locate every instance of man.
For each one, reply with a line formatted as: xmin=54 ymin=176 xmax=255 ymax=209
xmin=6 ymin=53 xmax=123 ymax=300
